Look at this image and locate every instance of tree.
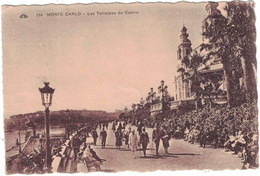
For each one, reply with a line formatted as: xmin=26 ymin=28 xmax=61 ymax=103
xmin=139 ymin=97 xmax=144 ymax=109
xmin=145 ymin=87 xmax=156 ymax=108
xmin=201 ymin=2 xmax=256 ymax=107
xmin=177 ymin=51 xmax=205 ymax=110
xmin=124 ymin=106 xmax=128 ymax=113
xmin=224 ymin=2 xmax=257 ymax=102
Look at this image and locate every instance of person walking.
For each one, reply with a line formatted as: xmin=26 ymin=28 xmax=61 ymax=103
xmin=137 ymin=122 xmax=143 ymax=136
xmin=115 ymin=129 xmax=123 ymax=149
xmin=92 ymin=129 xmax=98 ymax=146
xmin=112 ymin=122 xmax=116 ymax=132
xmin=162 ymin=128 xmax=170 ymax=154
xmin=100 ymin=128 xmax=107 ymax=149
xmin=152 ymin=123 xmax=162 ymax=156
xmin=125 ymin=127 xmax=131 ymax=149
xmin=129 ymin=129 xmax=139 ymax=158
xmin=117 ymin=122 xmax=122 ymax=132
xmin=123 ymin=122 xmax=126 ymax=130
xmin=139 ymin=127 xmax=149 ymax=157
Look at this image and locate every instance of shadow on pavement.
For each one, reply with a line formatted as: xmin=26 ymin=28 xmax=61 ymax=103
xmin=119 ymin=148 xmax=131 ymax=151
xmin=146 ymin=148 xmax=155 ymax=151
xmin=160 ymin=154 xmax=178 ymax=158
xmin=139 ymin=155 xmax=166 ymax=159
xmin=95 ymin=147 xmax=119 ymax=150
xmin=95 ymin=144 xmax=114 ymax=147
xmin=136 ymin=148 xmax=155 ymax=151
xmin=100 ymin=169 xmax=115 ymax=172
xmin=171 ymin=152 xmax=200 ymax=156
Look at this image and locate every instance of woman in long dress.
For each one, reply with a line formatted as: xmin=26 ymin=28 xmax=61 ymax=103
xmin=115 ymin=129 xmax=123 ymax=149
xmin=129 ymin=129 xmax=138 ymax=158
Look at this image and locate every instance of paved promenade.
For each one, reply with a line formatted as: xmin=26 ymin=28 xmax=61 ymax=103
xmin=76 ymin=123 xmax=243 ymax=172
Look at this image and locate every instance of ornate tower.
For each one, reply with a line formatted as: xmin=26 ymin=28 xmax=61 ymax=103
xmin=174 ymin=26 xmax=192 ymax=101
xmin=177 ymin=26 xmax=192 ymax=69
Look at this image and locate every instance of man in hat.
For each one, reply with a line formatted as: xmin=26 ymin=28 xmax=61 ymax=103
xmin=139 ymin=127 xmax=149 ymax=157
xmin=152 ymin=123 xmax=162 ymax=156
xmin=92 ymin=129 xmax=98 ymax=146
xmin=100 ymin=127 xmax=107 ymax=149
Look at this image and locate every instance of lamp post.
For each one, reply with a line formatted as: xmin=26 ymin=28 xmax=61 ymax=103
xmin=39 ymin=82 xmax=55 ymax=173
xmin=131 ymin=104 xmax=136 ymax=125
xmin=158 ymin=80 xmax=168 ymax=115
xmin=18 ymin=116 xmax=22 ymax=153
xmin=150 ymin=88 xmax=156 ymax=103
xmin=65 ymin=109 xmax=70 ymax=140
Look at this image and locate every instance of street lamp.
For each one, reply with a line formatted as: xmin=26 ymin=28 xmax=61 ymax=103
xmin=158 ymin=80 xmax=168 ymax=115
xmin=18 ymin=115 xmax=22 ymax=153
xmin=65 ymin=109 xmax=70 ymax=140
xmin=132 ymin=104 xmax=136 ymax=125
xmin=150 ymin=87 xmax=156 ymax=103
xmin=39 ymin=82 xmax=55 ymax=173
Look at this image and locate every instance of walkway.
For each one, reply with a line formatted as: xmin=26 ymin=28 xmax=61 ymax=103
xmin=76 ymin=123 xmax=242 ymax=172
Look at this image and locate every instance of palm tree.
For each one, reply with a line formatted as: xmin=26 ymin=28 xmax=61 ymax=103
xmin=201 ymin=1 xmax=255 ymax=106
xmin=226 ymin=2 xmax=257 ymax=102
xmin=177 ymin=51 xmax=205 ymax=110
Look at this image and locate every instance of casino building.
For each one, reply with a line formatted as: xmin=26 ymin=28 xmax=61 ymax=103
xmin=151 ymin=4 xmax=229 ymax=116
xmin=170 ymin=25 xmax=227 ymax=112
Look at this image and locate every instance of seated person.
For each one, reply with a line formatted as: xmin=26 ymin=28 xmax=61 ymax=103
xmin=83 ymin=147 xmax=101 ymax=171
xmin=88 ymin=145 xmax=106 ymax=163
xmin=184 ymin=127 xmax=189 ymax=141
xmin=224 ymin=132 xmax=236 ymax=152
xmin=232 ymin=131 xmax=246 ymax=154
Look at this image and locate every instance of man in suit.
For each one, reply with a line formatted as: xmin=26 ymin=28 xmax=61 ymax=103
xmin=92 ymin=129 xmax=98 ymax=146
xmin=152 ymin=123 xmax=162 ymax=156
xmin=139 ymin=127 xmax=149 ymax=157
xmin=100 ymin=128 xmax=107 ymax=148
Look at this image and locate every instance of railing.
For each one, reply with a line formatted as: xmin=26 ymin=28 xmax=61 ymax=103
xmin=51 ymin=140 xmax=72 ymax=172
xmin=51 ymin=128 xmax=93 ymax=173
xmin=51 ymin=136 xmax=74 ymax=173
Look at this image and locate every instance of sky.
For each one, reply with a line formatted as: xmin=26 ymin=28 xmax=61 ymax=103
xmin=2 ymin=2 xmax=207 ymax=118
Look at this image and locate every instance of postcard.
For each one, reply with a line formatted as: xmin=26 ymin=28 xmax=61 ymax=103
xmin=1 ymin=1 xmax=258 ymax=175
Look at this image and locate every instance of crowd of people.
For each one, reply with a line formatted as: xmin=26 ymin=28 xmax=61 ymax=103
xmin=65 ymin=101 xmax=258 ymax=171
xmin=157 ymin=101 xmax=258 ymax=169
xmin=109 ymin=101 xmax=258 ymax=169
xmin=109 ymin=120 xmax=173 ymax=158
xmin=69 ymin=122 xmax=109 ymax=171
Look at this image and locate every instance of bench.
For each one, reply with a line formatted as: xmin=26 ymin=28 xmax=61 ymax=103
xmin=84 ymin=157 xmax=101 ymax=171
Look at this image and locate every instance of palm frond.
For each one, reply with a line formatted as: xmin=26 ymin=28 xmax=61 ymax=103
xmin=177 ymin=67 xmax=185 ymax=73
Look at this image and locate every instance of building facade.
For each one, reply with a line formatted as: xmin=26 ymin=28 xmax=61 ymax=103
xmin=174 ymin=26 xmax=194 ymax=103
xmin=150 ymin=3 xmax=230 ymax=116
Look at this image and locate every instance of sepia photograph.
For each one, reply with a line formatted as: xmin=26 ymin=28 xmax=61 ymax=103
xmin=1 ymin=0 xmax=259 ymax=174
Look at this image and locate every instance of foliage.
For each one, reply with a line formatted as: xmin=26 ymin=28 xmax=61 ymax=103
xmin=201 ymin=1 xmax=256 ymax=106
xmin=173 ymin=101 xmax=258 ymax=134
xmin=5 ymin=110 xmax=119 ymax=132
